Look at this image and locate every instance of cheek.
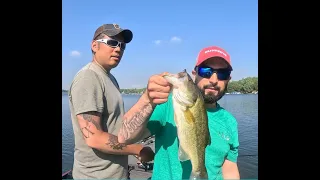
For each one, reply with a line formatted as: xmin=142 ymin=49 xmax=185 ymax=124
xmin=98 ymin=48 xmax=113 ymax=57
xmin=217 ymin=81 xmax=227 ymax=90
xmin=196 ymin=78 xmax=207 ymax=89
xmin=118 ymin=50 xmax=124 ymax=57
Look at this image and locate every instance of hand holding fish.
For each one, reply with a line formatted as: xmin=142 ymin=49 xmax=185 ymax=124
xmin=145 ymin=72 xmax=171 ymax=105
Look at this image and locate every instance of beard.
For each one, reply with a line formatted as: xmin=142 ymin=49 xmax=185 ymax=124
xmin=200 ymin=83 xmax=228 ymax=104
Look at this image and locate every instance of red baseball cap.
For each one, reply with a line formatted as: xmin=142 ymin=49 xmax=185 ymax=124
xmin=195 ymin=46 xmax=232 ymax=70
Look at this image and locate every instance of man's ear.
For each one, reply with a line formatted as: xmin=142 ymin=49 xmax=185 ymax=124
xmin=192 ymin=70 xmax=196 ymax=81
xmin=91 ymin=40 xmax=98 ymax=53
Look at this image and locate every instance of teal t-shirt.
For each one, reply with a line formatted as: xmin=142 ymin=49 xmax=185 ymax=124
xmin=147 ymin=94 xmax=239 ymax=180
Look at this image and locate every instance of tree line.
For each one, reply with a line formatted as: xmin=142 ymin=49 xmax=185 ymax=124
xmin=227 ymin=77 xmax=258 ymax=94
xmin=119 ymin=76 xmax=258 ymax=94
xmin=63 ymin=77 xmax=258 ymax=94
xmin=120 ymin=88 xmax=146 ymax=94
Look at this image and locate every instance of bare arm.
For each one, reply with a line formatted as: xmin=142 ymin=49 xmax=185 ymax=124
xmin=77 ymin=111 xmax=143 ymax=155
xmin=118 ymin=93 xmax=154 ymax=144
xmin=222 ymin=159 xmax=240 ymax=180
xmin=118 ymin=73 xmax=171 ymax=144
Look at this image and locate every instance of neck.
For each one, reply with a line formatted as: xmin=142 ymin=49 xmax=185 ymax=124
xmin=205 ymin=102 xmax=217 ymax=109
xmin=92 ymin=57 xmax=111 ymax=73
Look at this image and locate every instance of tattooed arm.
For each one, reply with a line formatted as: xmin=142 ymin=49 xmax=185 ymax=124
xmin=118 ymin=73 xmax=171 ymax=144
xmin=118 ymin=93 xmax=154 ymax=144
xmin=77 ymin=111 xmax=143 ymax=155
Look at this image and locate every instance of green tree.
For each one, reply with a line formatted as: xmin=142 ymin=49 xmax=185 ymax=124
xmin=227 ymin=77 xmax=258 ymax=94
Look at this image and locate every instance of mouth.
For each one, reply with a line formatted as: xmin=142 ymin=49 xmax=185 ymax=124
xmin=162 ymin=73 xmax=180 ymax=86
xmin=162 ymin=73 xmax=177 ymax=78
xmin=206 ymin=87 xmax=217 ymax=90
xmin=111 ymin=56 xmax=120 ymax=61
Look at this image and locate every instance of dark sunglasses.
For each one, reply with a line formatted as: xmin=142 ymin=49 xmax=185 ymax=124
xmin=196 ymin=66 xmax=231 ymax=80
xmin=96 ymin=39 xmax=126 ymax=50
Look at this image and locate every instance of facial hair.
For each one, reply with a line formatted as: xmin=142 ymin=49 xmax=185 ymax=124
xmin=201 ymin=83 xmax=228 ymax=104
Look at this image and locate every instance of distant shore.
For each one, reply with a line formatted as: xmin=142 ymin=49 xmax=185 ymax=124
xmin=63 ymin=76 xmax=257 ymax=95
xmin=62 ymin=90 xmax=257 ymax=95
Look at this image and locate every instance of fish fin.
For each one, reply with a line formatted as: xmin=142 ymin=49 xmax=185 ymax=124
xmin=178 ymin=145 xmax=190 ymax=161
xmin=190 ymin=171 xmax=208 ymax=180
xmin=183 ymin=108 xmax=195 ymax=125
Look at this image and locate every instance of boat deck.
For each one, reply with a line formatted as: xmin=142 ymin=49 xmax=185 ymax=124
xmin=63 ymin=137 xmax=155 ymax=179
xmin=127 ymin=137 xmax=154 ymax=179
xmin=127 ymin=164 xmax=153 ymax=179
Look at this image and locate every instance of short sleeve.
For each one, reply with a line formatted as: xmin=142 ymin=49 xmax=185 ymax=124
xmin=69 ymin=70 xmax=104 ymax=115
xmin=147 ymin=98 xmax=170 ymax=136
xmin=226 ymin=121 xmax=239 ymax=162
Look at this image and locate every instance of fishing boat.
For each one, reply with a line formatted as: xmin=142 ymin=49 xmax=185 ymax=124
xmin=62 ymin=135 xmax=155 ymax=179
xmin=62 ymin=169 xmax=72 ymax=179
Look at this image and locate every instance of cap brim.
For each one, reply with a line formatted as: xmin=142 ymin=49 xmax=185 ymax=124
xmin=104 ymin=29 xmax=133 ymax=43
xmin=197 ymin=56 xmax=233 ymax=71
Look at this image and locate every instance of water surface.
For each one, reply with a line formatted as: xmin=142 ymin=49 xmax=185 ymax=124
xmin=62 ymin=93 xmax=258 ymax=179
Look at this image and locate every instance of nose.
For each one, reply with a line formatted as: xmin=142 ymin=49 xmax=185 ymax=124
xmin=114 ymin=46 xmax=121 ymax=52
xmin=208 ymin=73 xmax=218 ymax=85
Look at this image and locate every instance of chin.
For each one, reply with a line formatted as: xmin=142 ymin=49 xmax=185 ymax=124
xmin=205 ymin=91 xmax=218 ymax=97
xmin=110 ymin=61 xmax=120 ymax=67
xmin=110 ymin=64 xmax=119 ymax=69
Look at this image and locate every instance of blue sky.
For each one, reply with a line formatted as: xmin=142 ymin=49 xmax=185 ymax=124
xmin=62 ymin=0 xmax=257 ymax=90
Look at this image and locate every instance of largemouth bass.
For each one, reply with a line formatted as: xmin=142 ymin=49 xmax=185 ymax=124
xmin=163 ymin=69 xmax=211 ymax=180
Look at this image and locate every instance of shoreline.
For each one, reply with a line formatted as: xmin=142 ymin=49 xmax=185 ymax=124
xmin=63 ymin=91 xmax=258 ymax=95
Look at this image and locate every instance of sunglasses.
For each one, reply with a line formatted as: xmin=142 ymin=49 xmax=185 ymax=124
xmin=196 ymin=66 xmax=231 ymax=80
xmin=96 ymin=39 xmax=126 ymax=50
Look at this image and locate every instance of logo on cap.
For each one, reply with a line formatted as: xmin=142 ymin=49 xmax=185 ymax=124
xmin=113 ymin=24 xmax=120 ymax=29
xmin=204 ymin=49 xmax=227 ymax=57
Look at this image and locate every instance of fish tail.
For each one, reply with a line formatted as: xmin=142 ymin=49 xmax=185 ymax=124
xmin=190 ymin=171 xmax=208 ymax=180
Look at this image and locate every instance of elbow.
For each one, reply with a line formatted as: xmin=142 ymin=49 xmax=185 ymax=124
xmin=117 ymin=129 xmax=132 ymax=144
xmin=118 ymin=134 xmax=131 ymax=144
xmin=223 ymin=173 xmax=240 ymax=180
xmin=117 ymin=135 xmax=125 ymax=144
xmin=118 ymin=133 xmax=137 ymax=145
xmin=85 ymin=137 xmax=99 ymax=149
xmin=222 ymin=170 xmax=240 ymax=180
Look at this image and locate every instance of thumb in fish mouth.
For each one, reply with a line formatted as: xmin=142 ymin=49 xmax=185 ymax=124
xmin=162 ymin=73 xmax=179 ymax=85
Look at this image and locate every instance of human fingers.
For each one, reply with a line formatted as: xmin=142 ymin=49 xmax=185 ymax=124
xmin=148 ymin=74 xmax=170 ymax=87
xmin=147 ymin=83 xmax=171 ymax=93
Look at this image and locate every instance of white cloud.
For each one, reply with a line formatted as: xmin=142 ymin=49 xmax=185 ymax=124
xmin=69 ymin=50 xmax=81 ymax=57
xmin=170 ymin=36 xmax=182 ymax=43
xmin=153 ymin=36 xmax=182 ymax=45
xmin=153 ymin=40 xmax=162 ymax=45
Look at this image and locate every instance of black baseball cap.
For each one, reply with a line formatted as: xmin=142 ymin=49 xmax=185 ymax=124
xmin=92 ymin=24 xmax=133 ymax=43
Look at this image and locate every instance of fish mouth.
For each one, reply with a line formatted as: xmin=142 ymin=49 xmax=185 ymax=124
xmin=162 ymin=73 xmax=179 ymax=85
xmin=162 ymin=73 xmax=178 ymax=78
xmin=163 ymin=70 xmax=189 ymax=87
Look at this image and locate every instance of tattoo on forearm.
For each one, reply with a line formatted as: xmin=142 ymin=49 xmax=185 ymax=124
xmin=106 ymin=135 xmax=127 ymax=150
xmin=120 ymin=103 xmax=153 ymax=141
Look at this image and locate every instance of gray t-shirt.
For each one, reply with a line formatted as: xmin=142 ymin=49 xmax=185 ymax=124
xmin=68 ymin=62 xmax=127 ymax=179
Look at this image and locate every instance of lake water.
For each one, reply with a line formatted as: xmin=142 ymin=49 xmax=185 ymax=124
xmin=62 ymin=93 xmax=258 ymax=179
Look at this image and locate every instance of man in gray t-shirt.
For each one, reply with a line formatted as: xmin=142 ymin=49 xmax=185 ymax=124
xmin=68 ymin=24 xmax=171 ymax=179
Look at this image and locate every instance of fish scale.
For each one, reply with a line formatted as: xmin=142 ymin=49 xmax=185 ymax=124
xmin=163 ymin=70 xmax=211 ymax=180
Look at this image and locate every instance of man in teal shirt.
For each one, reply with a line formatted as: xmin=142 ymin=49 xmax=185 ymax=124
xmin=120 ymin=46 xmax=240 ymax=180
